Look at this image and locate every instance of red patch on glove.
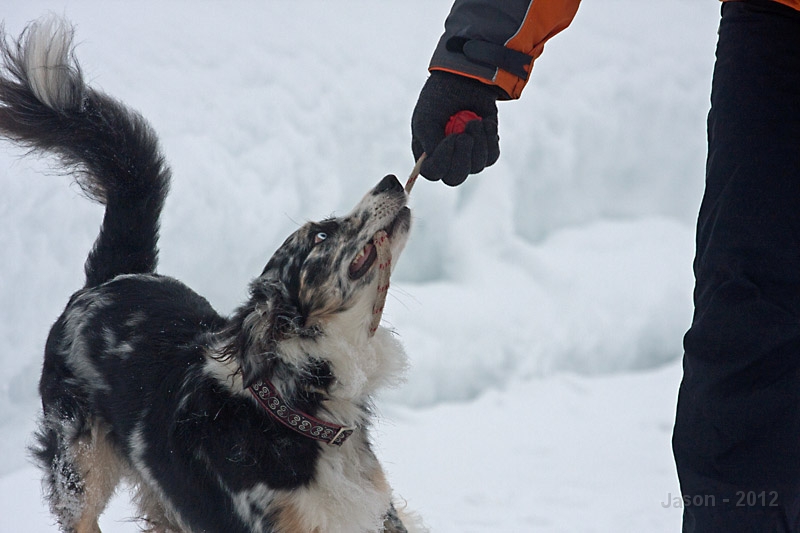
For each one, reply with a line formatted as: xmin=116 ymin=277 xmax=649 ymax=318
xmin=445 ymin=110 xmax=481 ymax=136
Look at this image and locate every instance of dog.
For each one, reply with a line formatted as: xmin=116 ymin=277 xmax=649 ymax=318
xmin=0 ymin=16 xmax=424 ymax=533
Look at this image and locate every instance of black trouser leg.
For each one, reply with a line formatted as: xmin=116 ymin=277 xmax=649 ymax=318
xmin=673 ymin=1 xmax=800 ymax=531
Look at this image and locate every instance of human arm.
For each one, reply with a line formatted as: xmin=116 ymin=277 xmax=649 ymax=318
xmin=412 ymin=0 xmax=581 ymax=185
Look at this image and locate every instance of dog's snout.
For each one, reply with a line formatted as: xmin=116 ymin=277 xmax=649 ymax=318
xmin=373 ymin=175 xmax=403 ymax=195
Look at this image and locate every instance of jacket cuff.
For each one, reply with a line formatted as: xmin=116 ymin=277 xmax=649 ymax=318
xmin=429 ymin=36 xmax=535 ymax=100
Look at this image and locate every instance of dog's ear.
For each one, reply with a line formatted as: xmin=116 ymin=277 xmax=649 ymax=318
xmin=222 ymin=277 xmax=301 ymax=389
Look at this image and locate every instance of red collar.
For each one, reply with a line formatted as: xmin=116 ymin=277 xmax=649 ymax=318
xmin=249 ymin=380 xmax=355 ymax=446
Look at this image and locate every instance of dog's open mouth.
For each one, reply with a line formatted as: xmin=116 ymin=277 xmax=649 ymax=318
xmin=348 ymin=207 xmax=410 ymax=280
xmin=349 ymin=242 xmax=378 ymax=280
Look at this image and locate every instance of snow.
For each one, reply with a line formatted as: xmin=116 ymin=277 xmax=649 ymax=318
xmin=0 ymin=1 xmax=720 ymax=531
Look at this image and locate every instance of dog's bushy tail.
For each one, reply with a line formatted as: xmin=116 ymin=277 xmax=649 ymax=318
xmin=0 ymin=16 xmax=170 ymax=288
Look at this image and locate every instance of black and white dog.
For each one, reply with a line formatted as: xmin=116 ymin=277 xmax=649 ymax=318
xmin=0 ymin=16 xmax=424 ymax=533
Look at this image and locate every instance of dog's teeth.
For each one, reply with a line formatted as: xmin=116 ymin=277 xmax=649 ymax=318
xmin=349 ymin=241 xmax=377 ymax=278
xmin=351 ymin=242 xmax=373 ymax=268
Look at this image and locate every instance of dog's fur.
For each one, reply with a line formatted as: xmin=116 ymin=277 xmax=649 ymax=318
xmin=0 ymin=17 xmax=423 ymax=533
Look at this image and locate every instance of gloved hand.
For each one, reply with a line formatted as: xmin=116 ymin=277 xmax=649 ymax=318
xmin=411 ymin=71 xmax=502 ymax=186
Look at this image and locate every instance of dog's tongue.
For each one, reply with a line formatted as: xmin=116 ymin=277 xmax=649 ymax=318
xmin=368 ymin=230 xmax=391 ymax=337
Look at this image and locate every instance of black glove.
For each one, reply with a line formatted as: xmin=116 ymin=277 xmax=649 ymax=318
xmin=411 ymin=71 xmax=501 ymax=186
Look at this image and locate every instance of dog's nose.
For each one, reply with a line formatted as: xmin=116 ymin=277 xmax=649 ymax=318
xmin=373 ymin=175 xmax=402 ymax=195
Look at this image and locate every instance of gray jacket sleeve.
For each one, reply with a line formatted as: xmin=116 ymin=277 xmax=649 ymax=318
xmin=429 ymin=0 xmax=581 ymax=98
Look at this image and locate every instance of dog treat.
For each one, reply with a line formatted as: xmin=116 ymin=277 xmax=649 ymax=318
xmin=369 ymin=230 xmax=391 ymax=337
xmin=404 ymin=154 xmax=426 ymax=195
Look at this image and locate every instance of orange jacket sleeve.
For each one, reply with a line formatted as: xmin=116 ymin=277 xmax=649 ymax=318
xmin=721 ymin=0 xmax=800 ymax=10
xmin=429 ymin=0 xmax=581 ymax=99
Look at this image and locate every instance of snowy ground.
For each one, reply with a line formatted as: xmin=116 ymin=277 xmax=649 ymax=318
xmin=3 ymin=364 xmax=685 ymax=532
xmin=0 ymin=1 xmax=720 ymax=531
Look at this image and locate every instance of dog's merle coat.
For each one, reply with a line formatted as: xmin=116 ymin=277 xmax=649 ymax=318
xmin=0 ymin=17 xmax=420 ymax=533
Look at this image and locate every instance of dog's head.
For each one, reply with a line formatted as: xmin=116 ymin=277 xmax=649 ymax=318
xmin=223 ymin=174 xmax=411 ymax=388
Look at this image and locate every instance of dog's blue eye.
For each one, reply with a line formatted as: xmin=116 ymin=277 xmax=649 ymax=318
xmin=314 ymin=232 xmax=327 ymax=244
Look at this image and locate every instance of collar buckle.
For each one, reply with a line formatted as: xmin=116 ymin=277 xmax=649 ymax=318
xmin=329 ymin=426 xmax=356 ymax=446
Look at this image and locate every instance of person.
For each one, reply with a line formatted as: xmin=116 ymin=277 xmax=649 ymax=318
xmin=411 ymin=0 xmax=800 ymax=531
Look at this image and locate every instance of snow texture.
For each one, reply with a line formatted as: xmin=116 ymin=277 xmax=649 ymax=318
xmin=0 ymin=1 xmax=720 ymax=531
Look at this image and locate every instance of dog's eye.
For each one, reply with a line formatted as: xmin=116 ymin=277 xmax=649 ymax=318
xmin=314 ymin=232 xmax=327 ymax=244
